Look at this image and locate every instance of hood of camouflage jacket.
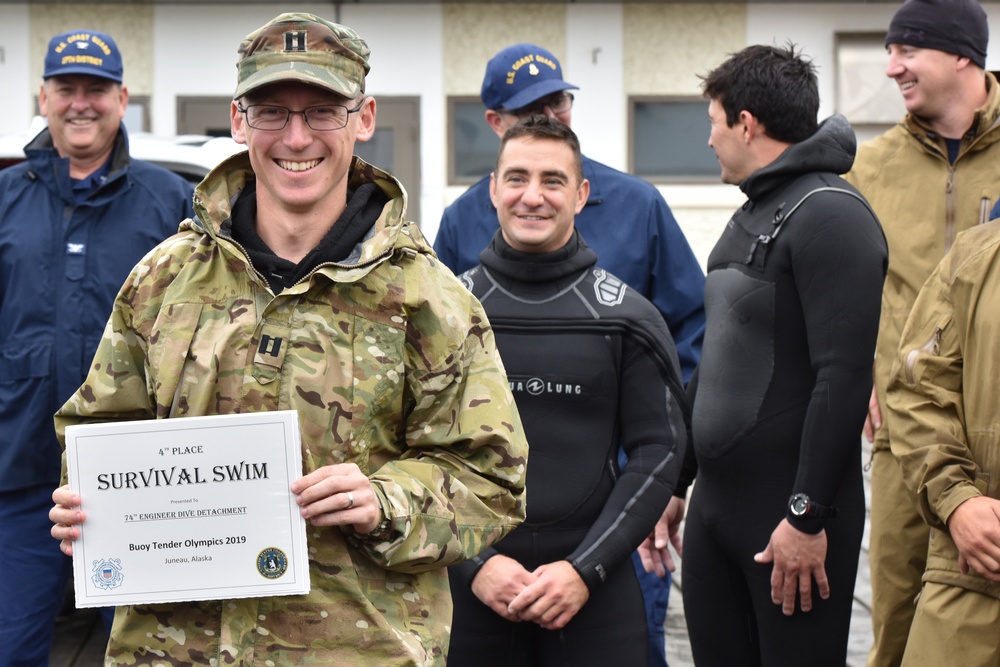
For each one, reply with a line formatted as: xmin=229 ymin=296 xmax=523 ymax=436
xmin=186 ymin=150 xmax=427 ymax=281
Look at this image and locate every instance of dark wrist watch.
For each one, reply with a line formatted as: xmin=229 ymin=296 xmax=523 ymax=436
xmin=367 ymin=500 xmax=394 ymax=540
xmin=788 ymin=493 xmax=837 ymax=519
xmin=368 ymin=515 xmax=393 ymax=540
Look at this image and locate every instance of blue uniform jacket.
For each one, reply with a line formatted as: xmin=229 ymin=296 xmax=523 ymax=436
xmin=434 ymin=155 xmax=706 ymax=380
xmin=0 ymin=126 xmax=194 ymax=491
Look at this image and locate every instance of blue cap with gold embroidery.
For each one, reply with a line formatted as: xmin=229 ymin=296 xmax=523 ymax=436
xmin=43 ymin=30 xmax=123 ymax=82
xmin=481 ymin=43 xmax=578 ymax=111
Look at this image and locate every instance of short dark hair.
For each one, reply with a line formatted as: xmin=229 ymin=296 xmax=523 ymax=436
xmin=496 ymin=115 xmax=584 ymax=182
xmin=701 ymin=43 xmax=819 ymax=144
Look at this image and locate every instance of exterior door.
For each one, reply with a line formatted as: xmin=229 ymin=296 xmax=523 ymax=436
xmin=354 ymin=96 xmax=421 ymax=225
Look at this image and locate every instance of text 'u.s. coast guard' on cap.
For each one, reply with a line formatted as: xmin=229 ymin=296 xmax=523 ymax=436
xmin=43 ymin=30 xmax=123 ymax=82
xmin=480 ymin=43 xmax=578 ymax=111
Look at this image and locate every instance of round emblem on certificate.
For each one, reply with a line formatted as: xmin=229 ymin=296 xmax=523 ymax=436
xmin=91 ymin=557 xmax=125 ymax=590
xmin=256 ymin=547 xmax=289 ymax=579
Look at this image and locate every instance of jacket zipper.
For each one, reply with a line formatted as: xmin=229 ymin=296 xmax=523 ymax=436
xmin=945 ymin=166 xmax=957 ymax=253
xmin=223 ymin=236 xmax=272 ymax=290
xmin=903 ymin=327 xmax=943 ymax=386
xmin=219 ymin=235 xmax=397 ymax=293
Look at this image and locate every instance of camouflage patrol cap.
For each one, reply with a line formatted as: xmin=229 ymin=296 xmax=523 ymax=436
xmin=235 ymin=13 xmax=370 ymax=99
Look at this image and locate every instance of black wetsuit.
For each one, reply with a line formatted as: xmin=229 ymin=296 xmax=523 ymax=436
xmin=447 ymin=232 xmax=688 ymax=667
xmin=679 ymin=115 xmax=888 ymax=667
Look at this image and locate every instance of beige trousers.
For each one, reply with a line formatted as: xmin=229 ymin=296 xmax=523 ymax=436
xmin=867 ymin=448 xmax=930 ymax=667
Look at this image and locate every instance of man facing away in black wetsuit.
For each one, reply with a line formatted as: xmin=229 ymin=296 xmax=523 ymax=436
xmin=446 ymin=115 xmax=689 ymax=667
xmin=677 ymin=45 xmax=888 ymax=667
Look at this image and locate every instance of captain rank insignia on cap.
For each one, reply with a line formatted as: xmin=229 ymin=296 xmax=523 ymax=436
xmin=284 ymin=31 xmax=307 ymax=52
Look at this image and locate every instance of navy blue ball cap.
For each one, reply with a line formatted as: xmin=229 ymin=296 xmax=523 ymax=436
xmin=44 ymin=30 xmax=123 ymax=82
xmin=480 ymin=43 xmax=578 ymax=111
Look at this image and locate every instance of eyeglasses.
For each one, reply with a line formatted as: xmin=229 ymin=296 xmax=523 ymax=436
xmin=502 ymin=92 xmax=574 ymax=118
xmin=236 ymin=99 xmax=365 ymax=131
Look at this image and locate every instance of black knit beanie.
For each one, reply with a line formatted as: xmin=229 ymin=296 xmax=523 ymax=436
xmin=885 ymin=0 xmax=989 ymax=69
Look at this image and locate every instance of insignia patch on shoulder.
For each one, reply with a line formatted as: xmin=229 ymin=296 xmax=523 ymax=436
xmin=593 ymin=269 xmax=626 ymax=307
xmin=458 ymin=267 xmax=478 ymax=292
xmin=256 ymin=547 xmax=288 ymax=579
xmin=91 ymin=558 xmax=124 ymax=590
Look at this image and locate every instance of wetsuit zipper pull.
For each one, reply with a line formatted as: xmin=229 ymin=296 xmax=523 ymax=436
xmin=745 ymin=234 xmax=772 ymax=265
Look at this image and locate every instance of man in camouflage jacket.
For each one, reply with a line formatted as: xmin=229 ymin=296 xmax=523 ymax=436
xmin=49 ymin=13 xmax=527 ymax=666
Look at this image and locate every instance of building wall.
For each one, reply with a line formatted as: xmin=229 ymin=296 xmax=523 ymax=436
xmin=5 ymin=2 xmax=1000 ymax=268
xmin=436 ymin=2 xmax=747 ymax=260
xmin=623 ymin=3 xmax=749 ymax=265
xmin=443 ymin=4 xmax=567 ymax=96
xmin=624 ymin=3 xmax=745 ymax=94
xmin=150 ymin=4 xmax=339 ymax=137
xmin=0 ymin=4 xmax=31 ymax=123
xmin=28 ymin=4 xmax=155 ymax=99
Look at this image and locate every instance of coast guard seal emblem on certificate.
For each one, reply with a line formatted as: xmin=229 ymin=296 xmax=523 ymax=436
xmin=92 ymin=558 xmax=124 ymax=590
xmin=256 ymin=547 xmax=288 ymax=579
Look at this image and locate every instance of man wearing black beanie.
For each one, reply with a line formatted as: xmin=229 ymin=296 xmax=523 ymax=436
xmin=884 ymin=0 xmax=988 ymax=69
xmin=845 ymin=1 xmax=1000 ymax=666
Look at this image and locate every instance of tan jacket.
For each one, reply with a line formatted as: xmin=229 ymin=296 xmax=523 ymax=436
xmin=845 ymin=72 xmax=1000 ymax=451
xmin=886 ymin=220 xmax=1000 ymax=599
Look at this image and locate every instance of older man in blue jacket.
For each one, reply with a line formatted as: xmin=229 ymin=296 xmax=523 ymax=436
xmin=0 ymin=29 xmax=193 ymax=665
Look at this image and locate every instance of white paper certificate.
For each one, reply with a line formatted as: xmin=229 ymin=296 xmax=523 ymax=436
xmin=65 ymin=411 xmax=310 ymax=607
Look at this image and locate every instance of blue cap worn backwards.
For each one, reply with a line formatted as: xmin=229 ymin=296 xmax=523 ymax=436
xmin=480 ymin=43 xmax=578 ymax=111
xmin=44 ymin=30 xmax=123 ymax=82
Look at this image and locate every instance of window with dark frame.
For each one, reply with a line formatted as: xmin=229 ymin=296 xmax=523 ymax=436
xmin=124 ymin=95 xmax=151 ymax=134
xmin=629 ymin=97 xmax=719 ymax=183
xmin=835 ymin=32 xmax=905 ymax=146
xmin=449 ymin=96 xmax=500 ymax=186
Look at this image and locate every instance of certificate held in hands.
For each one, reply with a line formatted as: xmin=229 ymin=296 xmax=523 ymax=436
xmin=65 ymin=410 xmax=310 ymax=607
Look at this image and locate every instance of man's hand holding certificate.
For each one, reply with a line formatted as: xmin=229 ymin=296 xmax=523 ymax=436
xmin=59 ymin=411 xmax=309 ymax=607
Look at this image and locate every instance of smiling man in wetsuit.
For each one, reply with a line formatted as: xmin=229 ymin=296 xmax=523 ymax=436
xmin=447 ymin=115 xmax=689 ymax=667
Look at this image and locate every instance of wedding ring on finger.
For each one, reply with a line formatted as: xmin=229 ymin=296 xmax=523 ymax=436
xmin=345 ymin=491 xmax=355 ymax=509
